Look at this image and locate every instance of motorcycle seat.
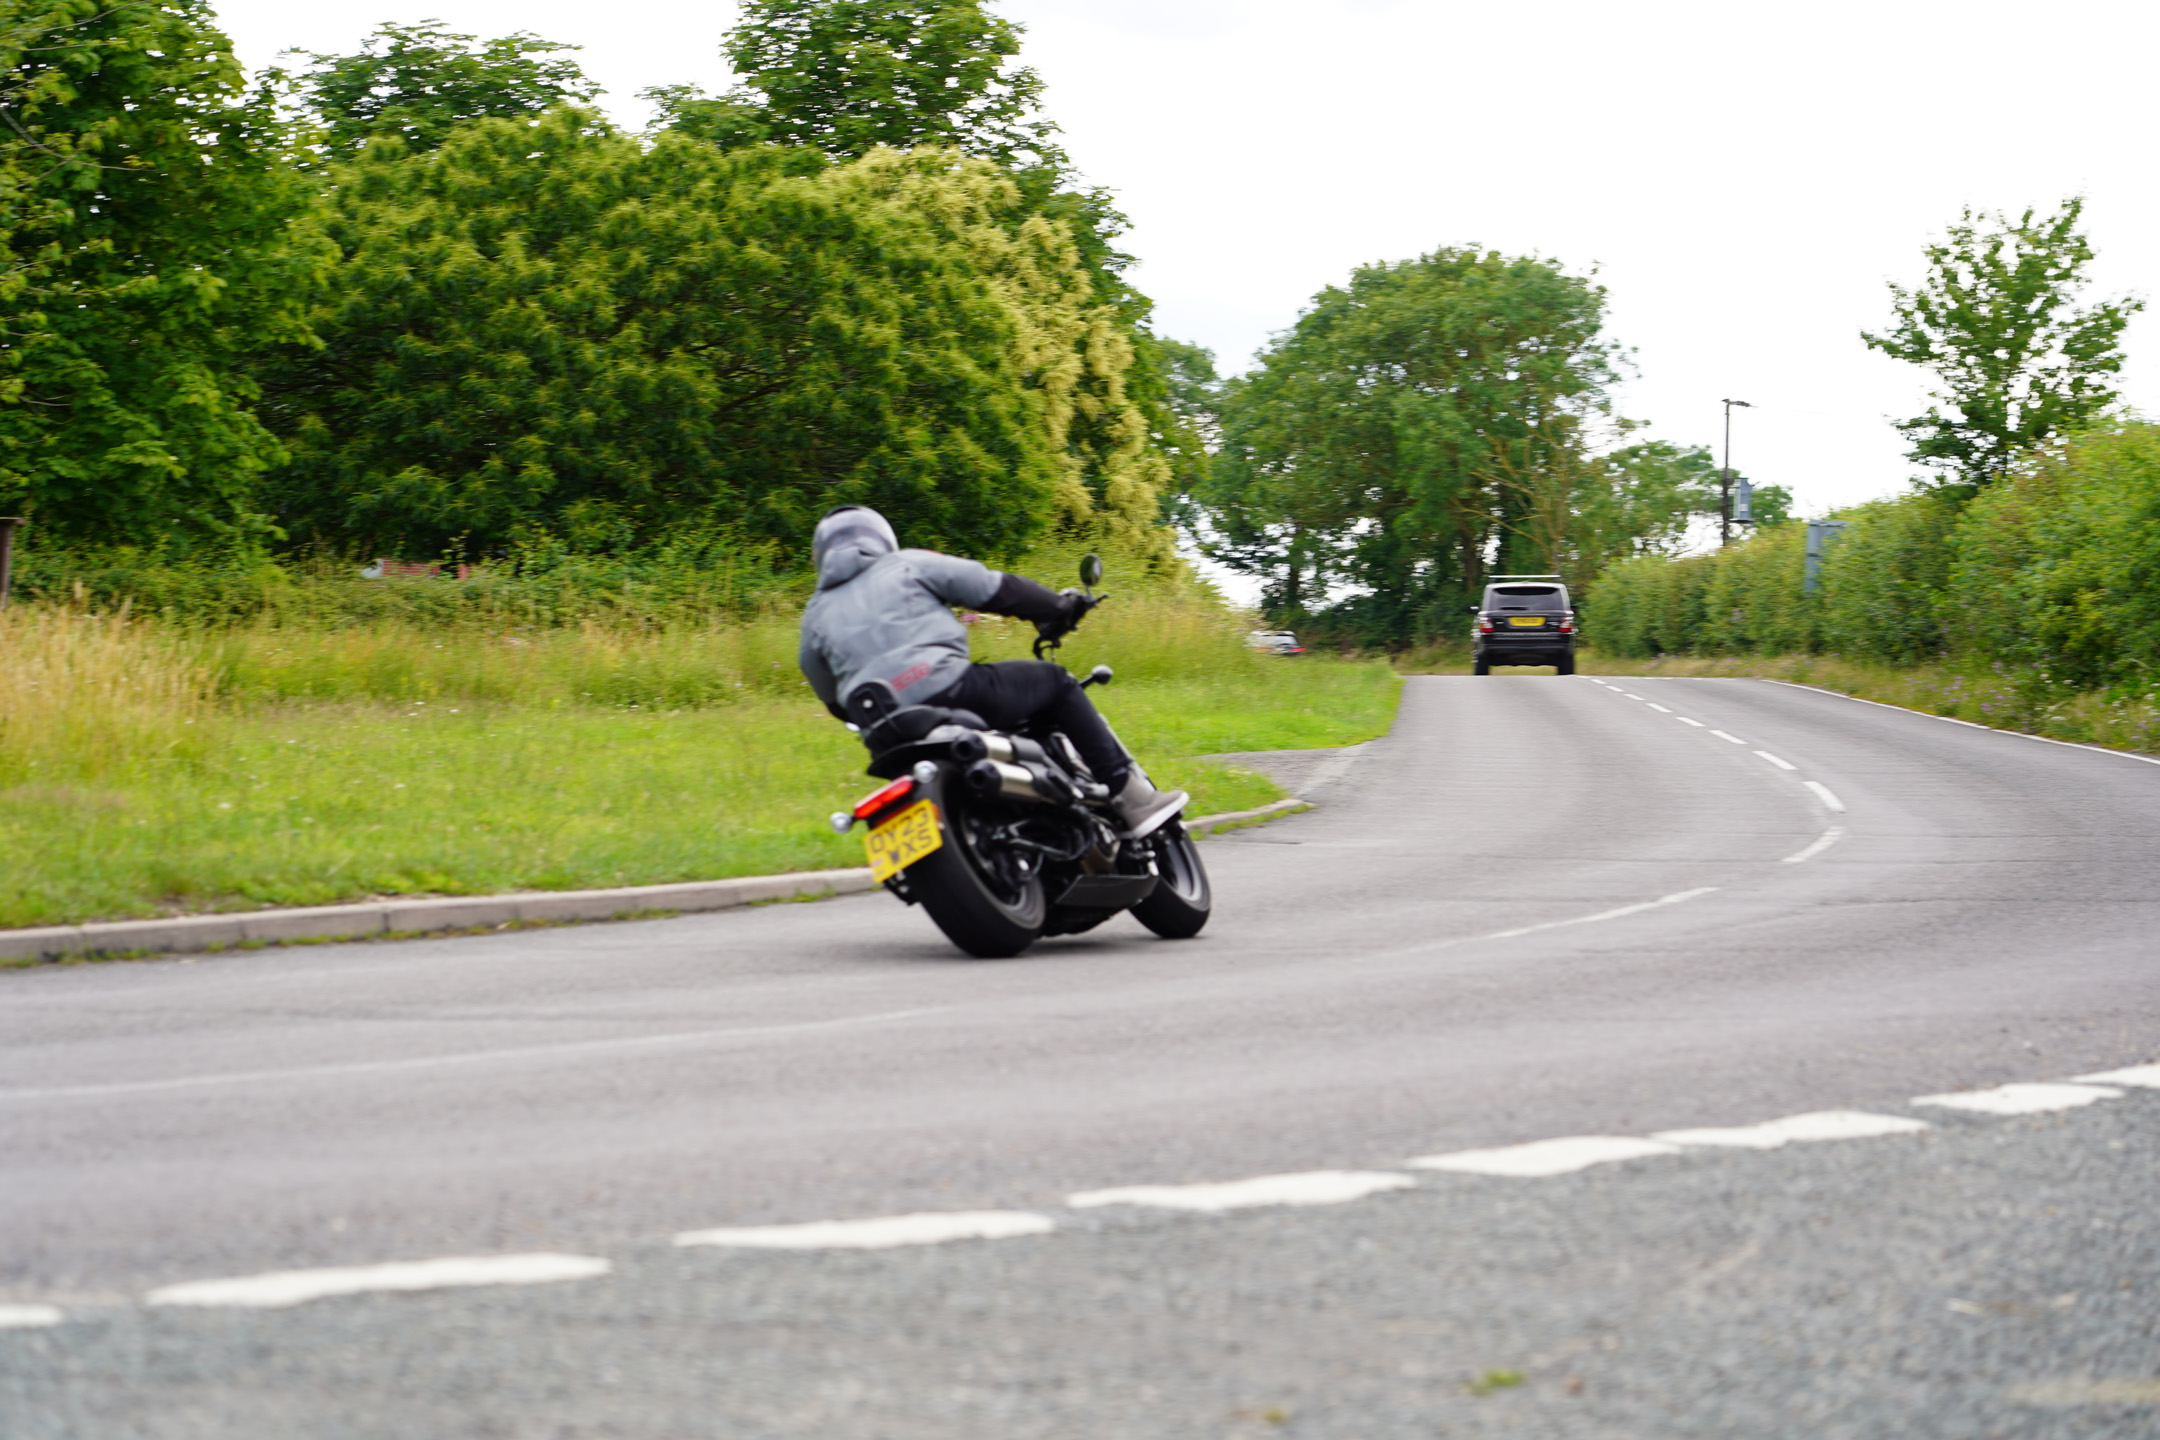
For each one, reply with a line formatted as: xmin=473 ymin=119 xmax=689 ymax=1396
xmin=860 ymin=703 xmax=988 ymax=757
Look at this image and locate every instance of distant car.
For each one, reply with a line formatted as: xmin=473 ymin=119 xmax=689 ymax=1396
xmin=1246 ymin=630 xmax=1306 ymax=656
xmin=1471 ymin=581 xmax=1575 ymax=674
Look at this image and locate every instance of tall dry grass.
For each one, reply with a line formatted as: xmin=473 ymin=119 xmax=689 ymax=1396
xmin=0 ymin=607 xmax=213 ymax=785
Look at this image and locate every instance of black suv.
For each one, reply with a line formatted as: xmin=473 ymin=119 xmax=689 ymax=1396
xmin=1471 ymin=578 xmax=1576 ymax=674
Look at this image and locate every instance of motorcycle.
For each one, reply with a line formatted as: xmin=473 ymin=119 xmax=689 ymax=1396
xmin=827 ymin=554 xmax=1212 ymax=958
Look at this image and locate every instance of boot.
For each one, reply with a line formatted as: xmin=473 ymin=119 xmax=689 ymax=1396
xmin=1112 ymin=767 xmax=1188 ymax=839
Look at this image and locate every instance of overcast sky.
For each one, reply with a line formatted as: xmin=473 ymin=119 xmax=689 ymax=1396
xmin=214 ymin=0 xmax=2160 ymax=522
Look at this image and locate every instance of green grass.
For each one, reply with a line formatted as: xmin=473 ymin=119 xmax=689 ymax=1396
xmin=1 ymin=581 xmax=1400 ymax=928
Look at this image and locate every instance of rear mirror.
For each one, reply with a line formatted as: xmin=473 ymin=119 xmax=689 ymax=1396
xmin=1079 ymin=553 xmax=1103 ymax=589
xmin=1467 ymin=603 xmax=1479 ymax=614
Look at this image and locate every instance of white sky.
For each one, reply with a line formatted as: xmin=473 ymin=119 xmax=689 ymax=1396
xmin=214 ymin=0 xmax=2160 ymax=523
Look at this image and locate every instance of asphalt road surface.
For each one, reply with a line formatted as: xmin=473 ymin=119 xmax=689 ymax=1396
xmin=5 ymin=675 xmax=2158 ymax=1438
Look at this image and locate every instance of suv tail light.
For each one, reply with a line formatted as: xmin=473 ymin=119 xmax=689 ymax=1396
xmin=1558 ymin=614 xmax=1575 ymax=634
xmin=1476 ymin=616 xmax=1494 ymax=634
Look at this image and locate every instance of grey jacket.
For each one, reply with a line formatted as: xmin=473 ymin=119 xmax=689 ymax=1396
xmin=799 ymin=511 xmax=1005 ymax=717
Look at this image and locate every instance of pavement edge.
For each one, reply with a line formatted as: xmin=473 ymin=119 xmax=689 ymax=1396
xmin=1 ymin=799 xmax=1313 ymax=963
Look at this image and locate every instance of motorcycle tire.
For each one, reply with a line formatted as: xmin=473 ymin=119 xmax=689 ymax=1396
xmin=1131 ymin=821 xmax=1211 ymax=939
xmin=911 ymin=771 xmax=1047 ymax=958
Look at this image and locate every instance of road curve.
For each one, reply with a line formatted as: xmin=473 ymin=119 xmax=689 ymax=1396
xmin=5 ymin=674 xmax=2157 ymax=1304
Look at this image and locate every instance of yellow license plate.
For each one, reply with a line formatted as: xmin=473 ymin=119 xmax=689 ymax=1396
xmin=864 ymin=799 xmax=942 ymax=882
xmin=1507 ymin=616 xmax=1546 ymax=627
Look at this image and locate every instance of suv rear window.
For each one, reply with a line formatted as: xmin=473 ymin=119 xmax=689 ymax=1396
xmin=1484 ymin=584 xmax=1568 ymax=612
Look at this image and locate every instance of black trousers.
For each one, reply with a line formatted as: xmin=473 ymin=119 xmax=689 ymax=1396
xmin=932 ymin=661 xmax=1130 ymax=789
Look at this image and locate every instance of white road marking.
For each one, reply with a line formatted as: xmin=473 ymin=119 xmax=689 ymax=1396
xmin=1754 ymin=750 xmax=1797 ymax=771
xmin=1676 ymin=716 xmax=1705 ymax=727
xmin=0 ymin=1305 xmax=63 ymax=1328
xmin=1710 ymin=729 xmax=1747 ymax=744
xmin=146 ymin=1253 xmax=610 ymax=1309
xmin=1913 ymin=1083 xmax=2124 ymax=1116
xmin=1756 ymin=678 xmax=2160 ymax=766
xmin=1480 ymin=887 xmax=1718 ymax=942
xmin=1803 ymin=780 xmax=1847 ymax=812
xmin=0 ymin=1007 xmax=946 ymax=1105
xmin=2010 ymin=1378 xmax=2160 ymax=1406
xmin=1408 ymin=1136 xmax=1680 ymax=1178
xmin=1780 ymin=827 xmax=1847 ymax=864
xmin=1646 ymin=703 xmax=1673 ymax=713
xmin=674 ymin=1211 xmax=1053 ymax=1250
xmin=1653 ymin=1110 xmax=1928 ymax=1150
xmin=2072 ymin=1063 xmax=2160 ymax=1088
xmin=1067 ymin=1171 xmax=1415 ymax=1213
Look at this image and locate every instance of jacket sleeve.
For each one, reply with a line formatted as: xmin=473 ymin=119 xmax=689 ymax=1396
xmin=909 ymin=551 xmax=1003 ymax=609
xmin=798 ymin=629 xmax=845 ymax=720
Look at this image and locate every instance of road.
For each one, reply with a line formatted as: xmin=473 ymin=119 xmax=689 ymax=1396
xmin=4 ymin=674 xmax=2158 ymax=1437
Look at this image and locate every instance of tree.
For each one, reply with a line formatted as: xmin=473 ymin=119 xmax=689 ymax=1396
xmin=254 ymin=115 xmax=1172 ymax=561
xmin=1197 ymin=248 xmax=1621 ymax=643
xmin=1863 ymin=198 xmax=2141 ymax=492
xmin=707 ymin=0 xmax=1060 ymax=169
xmin=284 ymin=21 xmax=600 ymax=157
xmin=0 ymin=1 xmax=321 ymax=545
xmin=650 ymin=0 xmax=1176 ymax=552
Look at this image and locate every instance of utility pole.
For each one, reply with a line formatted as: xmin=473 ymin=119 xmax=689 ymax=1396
xmin=1719 ymin=398 xmax=1752 ymax=547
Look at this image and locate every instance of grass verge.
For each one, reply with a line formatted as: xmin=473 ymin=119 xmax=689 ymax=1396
xmin=2 ymin=594 xmax=1398 ymax=929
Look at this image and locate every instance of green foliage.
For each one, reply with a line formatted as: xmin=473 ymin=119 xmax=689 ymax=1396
xmin=0 ymin=0 xmax=322 ymax=545
xmin=714 ymin=0 xmax=1060 ymax=169
xmin=1816 ymin=492 xmax=1958 ymax=661
xmin=1196 ymin=247 xmax=1621 ymax=646
xmin=256 ymin=118 xmax=1073 ymax=561
xmin=1945 ymin=421 xmax=2160 ymax=689
xmin=284 ymin=20 xmax=601 ymax=157
xmin=1863 ymin=199 xmax=2140 ymax=492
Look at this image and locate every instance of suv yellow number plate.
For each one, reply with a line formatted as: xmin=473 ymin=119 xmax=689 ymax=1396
xmin=1507 ymin=616 xmax=1546 ymax=627
xmin=865 ymin=799 xmax=942 ymax=882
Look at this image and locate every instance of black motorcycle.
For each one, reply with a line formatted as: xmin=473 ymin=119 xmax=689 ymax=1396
xmin=827 ymin=555 xmax=1212 ymax=958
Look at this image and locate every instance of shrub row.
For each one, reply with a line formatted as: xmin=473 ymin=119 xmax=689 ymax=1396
xmin=1586 ymin=421 xmax=2160 ymax=696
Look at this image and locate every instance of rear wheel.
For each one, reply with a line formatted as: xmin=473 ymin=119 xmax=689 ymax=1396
xmin=1472 ymin=659 xmax=1491 ymax=675
xmin=1131 ymin=822 xmax=1211 ymax=939
xmin=1555 ymin=654 xmax=1575 ymax=675
xmin=908 ymin=772 xmax=1046 ymax=958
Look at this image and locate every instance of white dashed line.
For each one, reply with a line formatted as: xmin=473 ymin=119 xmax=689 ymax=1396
xmin=1067 ymin=1171 xmax=1415 ymax=1213
xmin=1408 ymin=1136 xmax=1680 ymax=1178
xmin=146 ymin=1253 xmax=611 ymax=1309
xmin=1780 ymin=827 xmax=1847 ymax=864
xmin=2074 ymin=1063 xmax=2160 ymax=1088
xmin=0 ymin=1305 xmax=63 ymax=1329
xmin=1709 ymin=730 xmax=1747 ymax=745
xmin=1803 ymin=780 xmax=1846 ymax=812
xmin=1646 ymin=703 xmax=1673 ymax=713
xmin=1912 ymin=1083 xmax=2123 ymax=1116
xmin=674 ymin=1212 xmax=1053 ymax=1250
xmin=1676 ymin=716 xmax=1705 ymax=727
xmin=1754 ymin=750 xmax=1797 ymax=771
xmin=1480 ymin=887 xmax=1717 ymax=942
xmin=1652 ymin=1110 xmax=1927 ymax=1149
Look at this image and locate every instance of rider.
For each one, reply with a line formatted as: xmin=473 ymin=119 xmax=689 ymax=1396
xmin=798 ymin=505 xmax=1188 ymax=837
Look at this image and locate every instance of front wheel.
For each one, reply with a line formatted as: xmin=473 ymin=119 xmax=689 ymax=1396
xmin=1131 ymin=822 xmax=1211 ymax=939
xmin=909 ymin=773 xmax=1046 ymax=958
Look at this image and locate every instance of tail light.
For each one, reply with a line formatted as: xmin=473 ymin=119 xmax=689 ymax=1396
xmin=1476 ymin=616 xmax=1494 ymax=633
xmin=852 ymin=776 xmax=915 ymax=819
xmin=1559 ymin=614 xmax=1575 ymax=634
